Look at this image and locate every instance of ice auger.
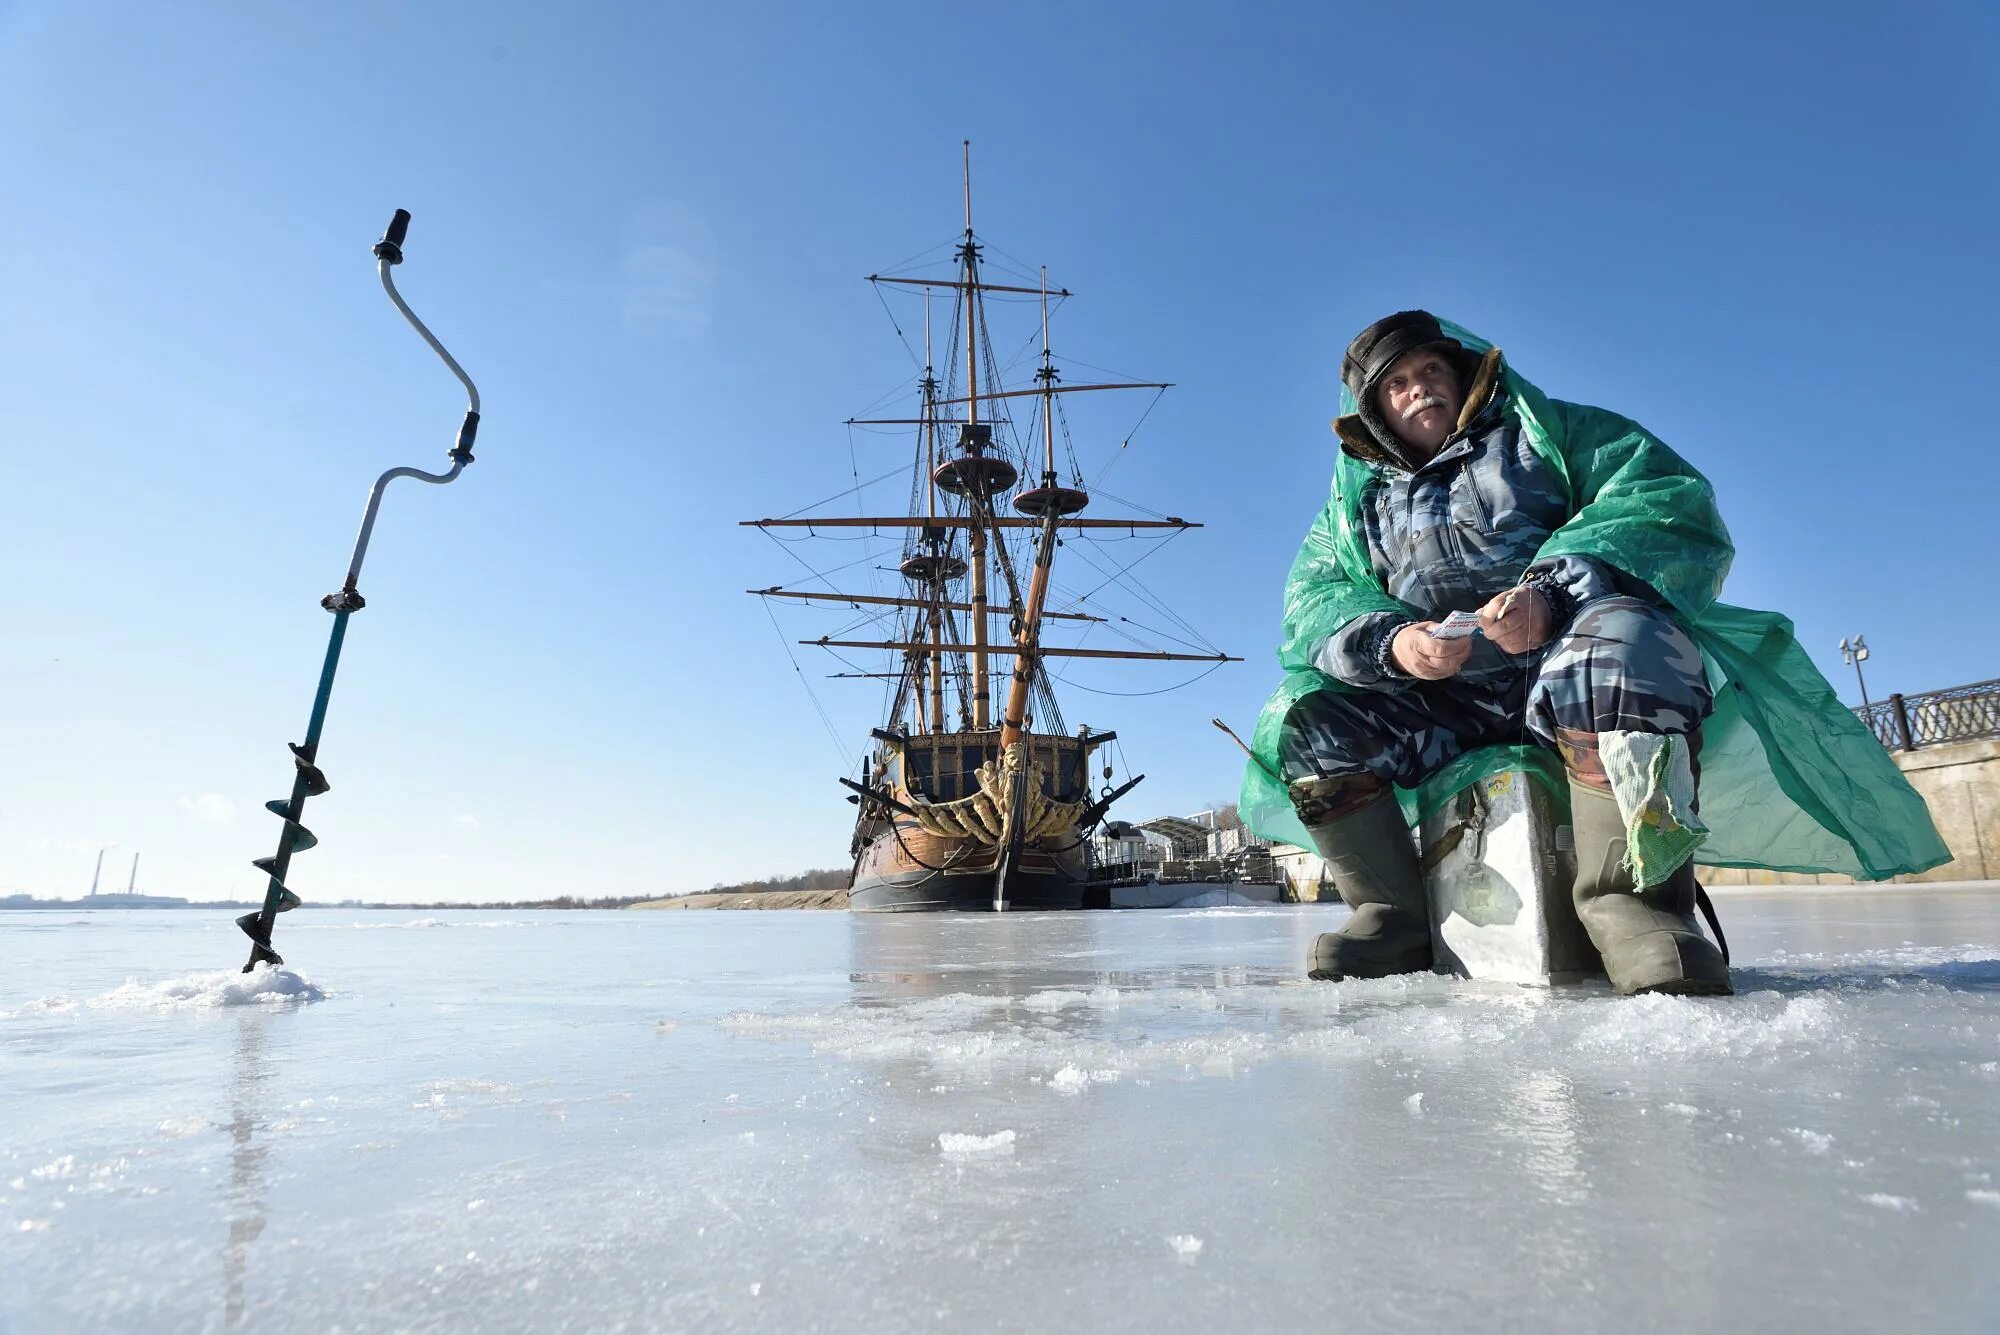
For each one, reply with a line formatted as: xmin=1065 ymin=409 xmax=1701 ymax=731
xmin=236 ymin=209 xmax=482 ymax=972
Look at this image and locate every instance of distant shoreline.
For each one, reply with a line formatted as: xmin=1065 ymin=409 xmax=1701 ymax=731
xmin=630 ymin=888 xmax=849 ymax=911
xmin=4 ymin=866 xmax=854 ymax=912
xmin=0 ymin=899 xmax=249 ymax=911
xmin=0 ymin=894 xmax=847 ymax=912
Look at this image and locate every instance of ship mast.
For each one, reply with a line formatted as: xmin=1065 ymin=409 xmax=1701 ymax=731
xmin=1040 ymin=268 xmax=1056 ymax=480
xmin=960 ymin=141 xmax=992 ymax=730
xmin=998 ymin=268 xmax=1064 ymax=751
xmin=923 ymin=294 xmax=946 ymax=734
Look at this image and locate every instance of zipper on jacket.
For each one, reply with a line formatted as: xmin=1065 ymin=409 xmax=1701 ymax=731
xmin=1459 ymin=459 xmax=1492 ymax=531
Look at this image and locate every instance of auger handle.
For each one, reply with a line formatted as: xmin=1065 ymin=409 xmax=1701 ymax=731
xmin=374 ymin=209 xmax=411 ymax=264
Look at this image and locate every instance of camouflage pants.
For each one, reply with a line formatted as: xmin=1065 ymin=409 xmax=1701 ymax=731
xmin=1280 ymin=596 xmax=1712 ymax=786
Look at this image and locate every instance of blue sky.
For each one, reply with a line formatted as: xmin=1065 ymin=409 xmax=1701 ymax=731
xmin=3 ymin=1 xmax=1994 ymax=903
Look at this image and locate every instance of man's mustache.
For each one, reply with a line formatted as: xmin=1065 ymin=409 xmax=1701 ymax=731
xmin=1401 ymin=394 xmax=1449 ymax=422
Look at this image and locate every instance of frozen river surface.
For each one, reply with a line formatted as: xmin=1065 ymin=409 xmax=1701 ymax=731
xmin=4 ymin=891 xmax=1999 ymax=1334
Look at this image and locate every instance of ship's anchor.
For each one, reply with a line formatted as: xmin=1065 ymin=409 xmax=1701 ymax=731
xmin=236 ymin=209 xmax=483 ymax=972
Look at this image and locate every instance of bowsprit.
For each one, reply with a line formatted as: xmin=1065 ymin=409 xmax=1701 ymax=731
xmin=236 ymin=209 xmax=484 ymax=972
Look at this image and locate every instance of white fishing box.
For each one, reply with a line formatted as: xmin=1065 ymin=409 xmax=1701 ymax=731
xmin=1419 ymin=770 xmax=1601 ymax=985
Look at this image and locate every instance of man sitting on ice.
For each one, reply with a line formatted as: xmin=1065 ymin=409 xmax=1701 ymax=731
xmin=1238 ymin=310 xmax=1946 ymax=995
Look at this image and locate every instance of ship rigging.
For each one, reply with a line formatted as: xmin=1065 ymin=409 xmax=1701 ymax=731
xmin=746 ymin=144 xmax=1237 ymax=911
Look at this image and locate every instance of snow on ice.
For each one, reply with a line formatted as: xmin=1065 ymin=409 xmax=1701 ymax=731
xmin=1 ymin=896 xmax=1996 ymax=1332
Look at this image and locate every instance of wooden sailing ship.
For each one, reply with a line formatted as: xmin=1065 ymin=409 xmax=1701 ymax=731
xmin=745 ymin=146 xmax=1236 ymax=911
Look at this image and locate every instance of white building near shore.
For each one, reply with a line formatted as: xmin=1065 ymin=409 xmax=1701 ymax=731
xmin=1092 ymin=809 xmax=1303 ymax=894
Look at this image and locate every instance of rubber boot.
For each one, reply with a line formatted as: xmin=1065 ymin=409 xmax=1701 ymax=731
xmin=1302 ymin=791 xmax=1433 ymax=981
xmin=1569 ymin=781 xmax=1732 ymax=996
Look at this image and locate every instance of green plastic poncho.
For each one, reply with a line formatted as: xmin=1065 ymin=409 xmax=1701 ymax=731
xmin=1239 ymin=323 xmax=1949 ymax=882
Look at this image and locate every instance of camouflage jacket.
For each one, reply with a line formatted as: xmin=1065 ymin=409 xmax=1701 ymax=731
xmin=1313 ymin=377 xmax=1617 ymax=689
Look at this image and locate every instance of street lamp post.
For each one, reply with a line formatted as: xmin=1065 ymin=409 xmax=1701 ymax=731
xmin=1838 ymin=635 xmax=1872 ymax=711
xmin=1838 ymin=631 xmax=1875 ymax=741
xmin=1841 ymin=634 xmax=1921 ymax=752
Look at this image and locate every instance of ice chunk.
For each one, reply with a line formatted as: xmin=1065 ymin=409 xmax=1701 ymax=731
xmin=1785 ymin=1128 xmax=1834 ymax=1155
xmin=412 ymin=1078 xmax=517 ymax=1115
xmin=1167 ymin=1235 xmax=1204 ymax=1262
xmin=89 ymin=967 xmax=325 ymax=1010
xmin=1020 ymin=989 xmax=1093 ymax=1012
xmin=1048 ymin=1066 xmax=1119 ymax=1095
xmin=1404 ymin=1092 xmax=1425 ymax=1114
xmin=1861 ymin=1193 xmax=1920 ymax=1212
xmin=938 ymin=1130 xmax=1015 ymax=1156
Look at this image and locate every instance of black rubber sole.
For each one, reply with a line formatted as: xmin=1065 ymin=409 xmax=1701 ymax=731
xmin=1631 ymin=977 xmax=1735 ymax=997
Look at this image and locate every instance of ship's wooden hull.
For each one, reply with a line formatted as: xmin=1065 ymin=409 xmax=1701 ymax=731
xmin=850 ymin=817 xmax=1087 ymax=912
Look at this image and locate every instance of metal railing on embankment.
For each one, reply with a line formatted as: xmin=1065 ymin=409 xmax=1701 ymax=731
xmin=1853 ymin=678 xmax=2000 ymax=752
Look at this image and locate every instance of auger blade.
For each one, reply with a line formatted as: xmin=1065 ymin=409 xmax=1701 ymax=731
xmin=257 ymin=805 xmax=319 ymax=853
xmin=250 ymin=859 xmax=310 ymax=890
xmin=242 ymin=747 xmax=322 ymax=972
xmin=289 ymin=743 xmax=331 ymax=797
xmin=235 ymin=912 xmax=285 ymax=967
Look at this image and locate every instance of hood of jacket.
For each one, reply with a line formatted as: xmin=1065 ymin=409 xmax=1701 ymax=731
xmin=1334 ymin=346 xmax=1507 ymax=471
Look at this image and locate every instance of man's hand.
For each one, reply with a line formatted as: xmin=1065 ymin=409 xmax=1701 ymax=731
xmin=1392 ymin=622 xmax=1475 ymax=680
xmin=1477 ymin=584 xmax=1553 ymax=654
